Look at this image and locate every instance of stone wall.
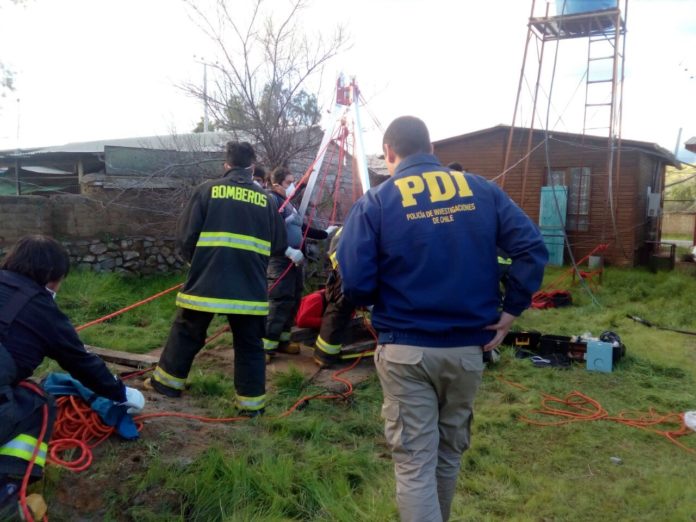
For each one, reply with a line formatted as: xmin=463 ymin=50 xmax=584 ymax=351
xmin=64 ymin=237 xmax=185 ymax=274
xmin=0 ymin=236 xmax=185 ymax=275
xmin=0 ymin=194 xmax=183 ymax=274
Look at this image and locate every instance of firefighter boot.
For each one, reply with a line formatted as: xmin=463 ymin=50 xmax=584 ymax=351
xmin=276 ymin=341 xmax=301 ymax=355
xmin=313 ymin=347 xmax=340 ymax=368
xmin=143 ymin=376 xmax=183 ymax=398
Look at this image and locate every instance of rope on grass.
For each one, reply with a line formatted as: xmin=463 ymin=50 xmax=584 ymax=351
xmin=496 ymin=376 xmax=696 ymax=454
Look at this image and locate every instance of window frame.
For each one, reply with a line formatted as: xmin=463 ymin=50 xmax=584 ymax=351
xmin=546 ymin=167 xmax=591 ymax=232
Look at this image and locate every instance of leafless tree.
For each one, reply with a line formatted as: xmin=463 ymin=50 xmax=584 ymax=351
xmin=183 ymin=0 xmax=348 ymax=169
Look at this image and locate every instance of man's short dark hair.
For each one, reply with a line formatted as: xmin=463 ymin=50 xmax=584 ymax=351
xmin=225 ymin=141 xmax=256 ymax=168
xmin=447 ymin=162 xmax=464 ymax=171
xmin=1 ymin=235 xmax=70 ymax=286
xmin=382 ymin=116 xmax=431 ymax=158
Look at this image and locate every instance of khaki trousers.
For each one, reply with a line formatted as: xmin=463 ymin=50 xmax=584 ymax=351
xmin=375 ymin=343 xmax=484 ymax=522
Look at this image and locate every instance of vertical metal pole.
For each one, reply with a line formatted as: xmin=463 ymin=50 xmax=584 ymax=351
xmin=14 ymin=158 xmax=21 ymax=195
xmin=203 ymin=63 xmax=209 ymax=133
xmin=673 ymin=128 xmax=683 ymax=157
xmin=298 ymin=125 xmax=335 ymax=219
xmin=520 ymin=1 xmax=550 ymax=207
xmin=502 ymin=0 xmax=537 ymax=189
xmin=350 ymin=82 xmax=371 ymax=195
xmin=15 ymin=97 xmax=21 ymax=195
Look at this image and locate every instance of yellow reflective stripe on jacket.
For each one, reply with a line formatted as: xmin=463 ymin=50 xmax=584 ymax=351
xmin=0 ymin=434 xmax=48 ymax=467
xmin=279 ymin=331 xmax=291 ymax=342
xmin=263 ymin=338 xmax=279 ymax=351
xmin=153 ymin=365 xmax=186 ymax=390
xmin=328 ymin=227 xmax=343 ymax=269
xmin=497 ymin=256 xmax=512 ymax=265
xmin=176 ymin=292 xmax=269 ymax=315
xmin=196 ymin=232 xmax=271 ymax=256
xmin=316 ymin=335 xmax=341 ymax=355
xmin=236 ymin=394 xmax=266 ymax=411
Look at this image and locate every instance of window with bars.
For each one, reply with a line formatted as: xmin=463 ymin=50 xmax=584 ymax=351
xmin=547 ymin=167 xmax=591 ymax=232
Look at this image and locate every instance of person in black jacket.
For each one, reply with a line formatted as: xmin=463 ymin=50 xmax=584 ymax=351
xmin=0 ymin=235 xmax=144 ymax=516
xmin=262 ymin=166 xmax=332 ymax=360
xmin=150 ymin=142 xmax=287 ymax=415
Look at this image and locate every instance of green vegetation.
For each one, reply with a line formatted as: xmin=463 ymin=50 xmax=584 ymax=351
xmin=45 ymin=267 xmax=696 ymax=521
xmin=665 ymin=164 xmax=696 ymax=212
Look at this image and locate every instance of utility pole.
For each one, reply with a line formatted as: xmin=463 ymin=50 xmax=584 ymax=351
xmin=202 ymin=62 xmax=209 ymax=133
xmin=193 ymin=55 xmax=210 ymax=132
xmin=15 ymin=97 xmax=21 ymax=195
xmin=673 ymin=127 xmax=682 ymax=157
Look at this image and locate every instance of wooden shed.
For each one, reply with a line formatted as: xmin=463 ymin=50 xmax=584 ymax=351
xmin=433 ymin=125 xmax=680 ymax=266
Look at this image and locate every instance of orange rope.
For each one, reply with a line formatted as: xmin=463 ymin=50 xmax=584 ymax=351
xmin=48 ymin=351 xmax=373 ymax=471
xmin=496 ymin=376 xmax=696 ymax=454
xmin=75 ymin=283 xmax=182 ymax=332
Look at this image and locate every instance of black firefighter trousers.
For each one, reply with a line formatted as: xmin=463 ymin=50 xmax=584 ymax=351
xmin=264 ymin=256 xmax=303 ymax=351
xmin=317 ymin=270 xmax=356 ymax=349
xmin=0 ymin=384 xmax=56 ymax=481
xmin=157 ymin=308 xmax=266 ymax=410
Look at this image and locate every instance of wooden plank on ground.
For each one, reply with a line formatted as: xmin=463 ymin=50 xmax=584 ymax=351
xmin=86 ymin=345 xmax=158 ymax=369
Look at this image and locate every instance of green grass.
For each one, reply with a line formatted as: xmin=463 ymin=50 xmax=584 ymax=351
xmin=58 ymin=270 xmax=183 ymax=353
xmin=44 ymin=267 xmax=696 ymax=521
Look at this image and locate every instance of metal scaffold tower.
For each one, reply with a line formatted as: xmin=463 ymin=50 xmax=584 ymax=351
xmin=502 ymin=0 xmax=628 ymax=244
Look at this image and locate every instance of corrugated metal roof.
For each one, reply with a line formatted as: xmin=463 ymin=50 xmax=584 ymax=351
xmin=26 ymin=131 xmax=233 ymax=155
xmin=0 ymin=131 xmax=247 ymax=159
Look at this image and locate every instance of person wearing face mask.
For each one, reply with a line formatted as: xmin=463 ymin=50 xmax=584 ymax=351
xmin=0 ymin=235 xmax=144 ymax=518
xmin=252 ymin=165 xmax=268 ymax=189
xmin=263 ymin=166 xmax=332 ymax=360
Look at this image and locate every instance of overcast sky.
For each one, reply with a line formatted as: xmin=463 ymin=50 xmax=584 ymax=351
xmin=0 ymin=0 xmax=694 ymax=159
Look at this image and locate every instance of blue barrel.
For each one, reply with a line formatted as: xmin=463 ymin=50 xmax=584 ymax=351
xmin=556 ymin=0 xmax=617 ymax=15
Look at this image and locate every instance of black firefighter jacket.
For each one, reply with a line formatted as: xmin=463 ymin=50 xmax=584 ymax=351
xmin=176 ymin=167 xmax=287 ymax=315
xmin=0 ymin=270 xmax=126 ymax=402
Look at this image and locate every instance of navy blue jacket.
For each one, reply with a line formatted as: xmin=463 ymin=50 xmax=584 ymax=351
xmin=0 ymin=270 xmax=126 ymax=402
xmin=337 ymin=154 xmax=548 ymax=347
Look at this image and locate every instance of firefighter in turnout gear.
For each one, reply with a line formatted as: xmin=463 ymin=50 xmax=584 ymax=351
xmin=150 ymin=142 xmax=287 ymax=416
xmin=312 ymin=227 xmax=357 ymax=367
xmin=0 ymin=235 xmax=144 ymax=519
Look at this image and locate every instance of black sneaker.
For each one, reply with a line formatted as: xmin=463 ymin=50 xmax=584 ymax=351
xmin=145 ymin=377 xmax=182 ymax=398
xmin=313 ymin=348 xmax=339 ymax=368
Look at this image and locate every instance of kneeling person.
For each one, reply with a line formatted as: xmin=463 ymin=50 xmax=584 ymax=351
xmin=0 ymin=235 xmax=144 ymax=516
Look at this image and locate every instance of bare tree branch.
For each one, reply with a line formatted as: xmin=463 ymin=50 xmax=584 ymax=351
xmin=180 ymin=0 xmax=348 ymax=168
